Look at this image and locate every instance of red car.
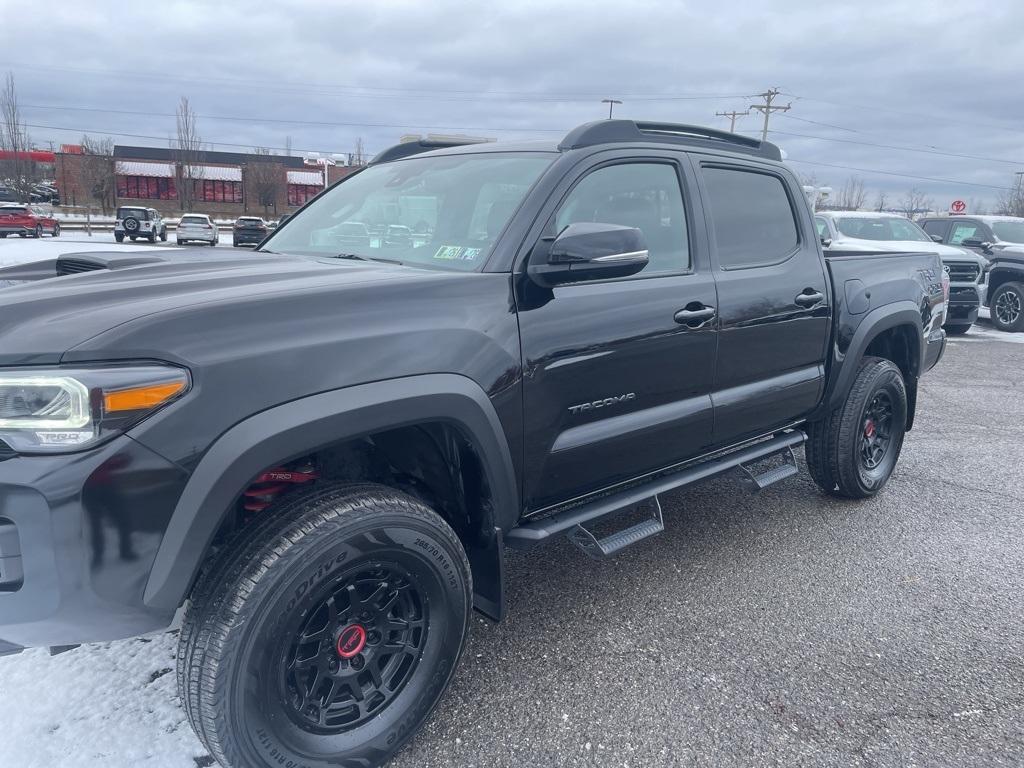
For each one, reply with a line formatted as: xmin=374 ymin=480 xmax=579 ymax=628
xmin=0 ymin=204 xmax=60 ymax=238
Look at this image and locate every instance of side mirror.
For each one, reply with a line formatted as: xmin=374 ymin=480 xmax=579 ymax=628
xmin=962 ymin=238 xmax=985 ymax=248
xmin=930 ymin=234 xmax=943 ymax=243
xmin=528 ymin=222 xmax=649 ymax=288
xmin=820 ymin=235 xmax=832 ymax=248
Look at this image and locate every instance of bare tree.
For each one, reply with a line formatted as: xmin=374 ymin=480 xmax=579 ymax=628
xmin=898 ymin=187 xmax=933 ymax=220
xmin=247 ymin=147 xmax=282 ymax=215
xmin=874 ymin=191 xmax=888 ymax=212
xmin=834 ymin=176 xmax=867 ymax=210
xmin=995 ymin=178 xmax=1024 ymax=217
xmin=175 ymin=96 xmax=204 ymax=211
xmin=0 ymin=71 xmax=38 ymax=201
xmin=77 ymin=135 xmax=116 ymax=214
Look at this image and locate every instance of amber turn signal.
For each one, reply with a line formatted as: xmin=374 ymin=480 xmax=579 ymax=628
xmin=104 ymin=380 xmax=188 ymax=413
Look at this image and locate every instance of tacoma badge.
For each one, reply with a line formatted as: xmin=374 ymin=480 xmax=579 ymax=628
xmin=568 ymin=392 xmax=636 ymax=415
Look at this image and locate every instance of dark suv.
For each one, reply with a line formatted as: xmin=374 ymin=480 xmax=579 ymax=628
xmin=232 ymin=216 xmax=268 ymax=247
xmin=919 ymin=214 xmax=1024 ymax=331
xmin=0 ymin=121 xmax=947 ymax=768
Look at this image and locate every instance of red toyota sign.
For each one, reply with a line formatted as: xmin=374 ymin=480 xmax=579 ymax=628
xmin=951 ymin=200 xmax=967 ymax=213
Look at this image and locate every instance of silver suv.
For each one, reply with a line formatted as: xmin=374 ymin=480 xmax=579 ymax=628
xmin=114 ymin=206 xmax=168 ymax=244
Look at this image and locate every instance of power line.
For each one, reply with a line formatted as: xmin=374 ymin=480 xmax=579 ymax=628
xmin=785 ymin=157 xmax=1014 ymax=192
xmin=4 ymin=62 xmax=745 ymax=103
xmin=21 ymin=103 xmax=567 ymax=134
xmin=764 ymin=128 xmax=1024 ymax=166
xmin=21 ymin=122 xmax=364 ymax=156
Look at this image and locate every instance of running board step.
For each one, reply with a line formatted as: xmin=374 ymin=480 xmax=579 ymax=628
xmin=739 ymin=447 xmax=799 ymax=491
xmin=568 ymin=497 xmax=664 ymax=559
xmin=505 ymin=430 xmax=807 ymax=550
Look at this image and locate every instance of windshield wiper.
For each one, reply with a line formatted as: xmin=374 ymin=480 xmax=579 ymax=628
xmin=332 ymin=253 xmax=404 ymax=265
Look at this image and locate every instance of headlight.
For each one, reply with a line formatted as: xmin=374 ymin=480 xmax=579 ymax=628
xmin=0 ymin=365 xmax=189 ymax=454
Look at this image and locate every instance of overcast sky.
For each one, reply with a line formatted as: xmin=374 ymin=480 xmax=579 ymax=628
xmin=2 ymin=0 xmax=1022 ymax=209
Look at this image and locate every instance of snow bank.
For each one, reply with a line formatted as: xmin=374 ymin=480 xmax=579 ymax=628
xmin=0 ymin=633 xmax=207 ymax=767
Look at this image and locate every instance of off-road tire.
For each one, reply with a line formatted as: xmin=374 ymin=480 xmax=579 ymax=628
xmin=114 ymin=233 xmax=124 ymax=243
xmin=160 ymin=227 xmax=168 ymax=242
xmin=990 ymin=281 xmax=1024 ymax=333
xmin=806 ymin=356 xmax=907 ymax=498
xmin=177 ymin=483 xmax=472 ymax=768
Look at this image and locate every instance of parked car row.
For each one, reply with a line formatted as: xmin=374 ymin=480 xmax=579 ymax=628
xmin=814 ymin=211 xmax=988 ymax=335
xmin=107 ymin=208 xmax=275 ymax=247
xmin=0 ymin=204 xmax=60 ymax=238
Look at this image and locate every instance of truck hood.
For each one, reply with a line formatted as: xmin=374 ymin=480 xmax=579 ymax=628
xmin=0 ymin=250 xmax=441 ymax=365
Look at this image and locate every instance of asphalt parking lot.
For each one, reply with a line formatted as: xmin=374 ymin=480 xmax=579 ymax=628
xmin=0 ymin=325 xmax=1021 ymax=768
xmin=391 ymin=330 xmax=1024 ymax=768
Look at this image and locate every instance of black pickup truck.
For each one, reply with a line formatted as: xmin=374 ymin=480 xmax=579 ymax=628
xmin=0 ymin=121 xmax=947 ymax=768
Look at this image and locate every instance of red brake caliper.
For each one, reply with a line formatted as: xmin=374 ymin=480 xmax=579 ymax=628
xmin=243 ymin=464 xmax=319 ymax=512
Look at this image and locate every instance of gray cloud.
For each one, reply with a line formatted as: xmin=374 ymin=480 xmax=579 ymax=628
xmin=5 ymin=0 xmax=1023 ymax=208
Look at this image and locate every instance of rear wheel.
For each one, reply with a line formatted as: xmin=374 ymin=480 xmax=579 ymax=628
xmin=178 ymin=484 xmax=471 ymax=768
xmin=32 ymin=224 xmax=42 ymax=238
xmin=806 ymin=356 xmax=907 ymax=498
xmin=160 ymin=227 xmax=168 ymax=242
xmin=990 ymin=282 xmax=1024 ymax=332
xmin=115 ymin=233 xmax=124 ymax=243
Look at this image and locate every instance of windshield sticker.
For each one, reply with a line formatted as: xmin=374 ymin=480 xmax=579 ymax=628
xmin=433 ymin=246 xmax=483 ymax=262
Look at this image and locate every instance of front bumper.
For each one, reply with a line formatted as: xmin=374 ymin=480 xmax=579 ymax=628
xmin=0 ymin=436 xmax=189 ymax=650
xmin=945 ymin=285 xmax=981 ymax=326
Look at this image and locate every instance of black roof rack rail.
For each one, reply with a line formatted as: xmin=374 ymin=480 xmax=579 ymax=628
xmin=558 ymin=119 xmax=782 ymax=161
xmin=370 ymin=136 xmax=492 ymax=165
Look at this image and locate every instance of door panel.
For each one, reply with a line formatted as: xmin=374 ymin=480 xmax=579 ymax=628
xmin=516 ymin=155 xmax=718 ymax=511
xmin=694 ymin=158 xmax=832 ymax=446
xmin=519 ymin=273 xmax=717 ymax=510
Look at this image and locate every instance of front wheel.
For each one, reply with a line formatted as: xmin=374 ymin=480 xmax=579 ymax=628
xmin=32 ymin=224 xmax=42 ymax=238
xmin=178 ymin=484 xmax=471 ymax=768
xmin=52 ymin=222 xmax=61 ymax=237
xmin=806 ymin=356 xmax=907 ymax=498
xmin=160 ymin=228 xmax=168 ymax=242
xmin=990 ymin=282 xmax=1024 ymax=333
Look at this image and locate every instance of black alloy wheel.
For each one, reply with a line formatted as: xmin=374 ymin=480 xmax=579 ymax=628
xmin=991 ymin=282 xmax=1024 ymax=332
xmin=281 ymin=562 xmax=428 ymax=734
xmin=177 ymin=484 xmax=472 ymax=768
xmin=860 ymin=391 xmax=894 ymax=470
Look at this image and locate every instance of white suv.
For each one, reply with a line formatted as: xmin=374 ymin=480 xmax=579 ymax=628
xmin=176 ymin=213 xmax=220 ymax=246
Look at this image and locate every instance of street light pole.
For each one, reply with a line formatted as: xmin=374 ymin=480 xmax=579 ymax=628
xmin=601 ymin=99 xmax=622 ymax=119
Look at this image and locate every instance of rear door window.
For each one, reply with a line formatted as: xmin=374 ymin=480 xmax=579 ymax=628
xmin=702 ymin=166 xmax=799 ymax=269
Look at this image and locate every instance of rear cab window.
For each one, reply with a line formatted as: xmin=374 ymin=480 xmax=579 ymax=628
xmin=701 ymin=165 xmax=799 ymax=269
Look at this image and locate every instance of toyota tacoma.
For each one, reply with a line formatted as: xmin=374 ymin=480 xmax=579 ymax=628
xmin=0 ymin=121 xmax=947 ymax=768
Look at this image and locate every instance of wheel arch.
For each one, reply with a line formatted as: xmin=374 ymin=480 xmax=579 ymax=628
xmin=821 ymin=303 xmax=924 ymax=423
xmin=986 ymin=266 xmax=1024 ymax=308
xmin=143 ymin=374 xmax=518 ymax=620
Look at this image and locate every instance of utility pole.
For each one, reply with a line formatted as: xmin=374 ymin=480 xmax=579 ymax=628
xmin=601 ymin=99 xmax=622 ymax=119
xmin=749 ymin=87 xmax=791 ymax=142
xmin=715 ymin=109 xmax=749 ymax=133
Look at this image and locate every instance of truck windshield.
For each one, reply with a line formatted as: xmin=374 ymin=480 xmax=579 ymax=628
xmin=992 ymin=221 xmax=1024 ymax=243
xmin=835 ymin=217 xmax=930 ymax=242
xmin=262 ymin=152 xmax=553 ymax=270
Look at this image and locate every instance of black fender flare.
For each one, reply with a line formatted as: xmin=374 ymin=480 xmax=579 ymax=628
xmin=142 ymin=374 xmax=519 ymax=615
xmin=819 ymin=302 xmax=924 ymax=416
xmin=985 ymin=264 xmax=1024 ymax=306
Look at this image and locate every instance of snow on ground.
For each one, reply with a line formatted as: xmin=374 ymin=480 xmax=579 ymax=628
xmin=0 ymin=632 xmax=209 ymax=768
xmin=0 ymin=232 xmax=235 ymax=268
